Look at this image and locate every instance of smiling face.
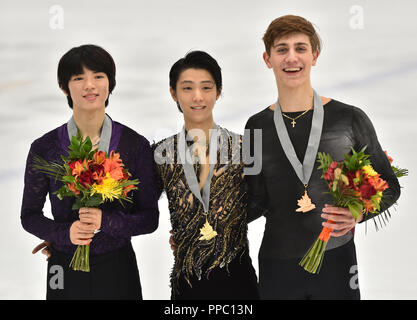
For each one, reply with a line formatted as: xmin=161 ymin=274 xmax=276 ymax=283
xmin=64 ymin=66 xmax=109 ymax=112
xmin=263 ymin=32 xmax=318 ymax=90
xmin=170 ymin=68 xmax=220 ymax=127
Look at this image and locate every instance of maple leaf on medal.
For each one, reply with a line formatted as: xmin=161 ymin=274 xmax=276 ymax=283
xmin=296 ymin=191 xmax=316 ymax=213
xmin=199 ymin=219 xmax=218 ymax=241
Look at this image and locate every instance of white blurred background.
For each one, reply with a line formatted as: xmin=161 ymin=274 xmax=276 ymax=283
xmin=1 ymin=0 xmax=416 ymax=299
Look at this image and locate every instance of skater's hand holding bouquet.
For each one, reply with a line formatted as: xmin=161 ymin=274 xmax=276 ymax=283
xmin=33 ymin=133 xmax=139 ymax=272
xmin=299 ymin=147 xmax=407 ymax=274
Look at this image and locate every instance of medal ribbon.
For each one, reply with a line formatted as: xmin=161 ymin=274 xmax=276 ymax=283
xmin=177 ymin=124 xmax=219 ymax=213
xmin=67 ymin=114 xmax=112 ymax=154
xmin=273 ymin=90 xmax=324 ymax=212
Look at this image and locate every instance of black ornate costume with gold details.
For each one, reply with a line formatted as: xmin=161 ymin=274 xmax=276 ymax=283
xmin=153 ymin=126 xmax=258 ymax=300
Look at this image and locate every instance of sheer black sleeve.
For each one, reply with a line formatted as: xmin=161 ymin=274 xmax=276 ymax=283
xmin=244 ymin=118 xmax=269 ymax=223
xmin=151 ymin=142 xmax=165 ymax=198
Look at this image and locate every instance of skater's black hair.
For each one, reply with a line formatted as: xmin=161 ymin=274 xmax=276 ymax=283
xmin=57 ymin=44 xmax=116 ymax=109
xmin=169 ymin=51 xmax=222 ymax=113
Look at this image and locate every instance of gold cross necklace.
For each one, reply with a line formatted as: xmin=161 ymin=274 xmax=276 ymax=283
xmin=282 ymin=108 xmax=312 ymax=128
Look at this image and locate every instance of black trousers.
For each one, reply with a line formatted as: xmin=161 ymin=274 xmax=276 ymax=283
xmin=172 ymin=251 xmax=260 ymax=300
xmin=46 ymin=242 xmax=142 ymax=300
xmin=259 ymin=239 xmax=360 ymax=300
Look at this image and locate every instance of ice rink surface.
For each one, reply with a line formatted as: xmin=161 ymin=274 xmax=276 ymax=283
xmin=1 ymin=0 xmax=416 ymax=299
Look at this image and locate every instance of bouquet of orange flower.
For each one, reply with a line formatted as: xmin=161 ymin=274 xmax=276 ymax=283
xmin=299 ymin=147 xmax=406 ymax=274
xmin=33 ymin=133 xmax=139 ymax=272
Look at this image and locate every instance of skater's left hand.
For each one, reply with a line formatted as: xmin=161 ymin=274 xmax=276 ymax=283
xmin=78 ymin=207 xmax=102 ymax=231
xmin=321 ymin=204 xmax=363 ymax=237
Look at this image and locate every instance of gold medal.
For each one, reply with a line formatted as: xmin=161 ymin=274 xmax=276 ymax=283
xmin=199 ymin=217 xmax=218 ymax=241
xmin=296 ymin=185 xmax=316 ymax=213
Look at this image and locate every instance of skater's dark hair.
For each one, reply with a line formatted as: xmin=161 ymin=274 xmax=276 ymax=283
xmin=169 ymin=51 xmax=222 ymax=113
xmin=58 ymin=44 xmax=116 ymax=109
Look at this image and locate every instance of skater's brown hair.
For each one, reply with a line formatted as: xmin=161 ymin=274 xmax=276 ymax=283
xmin=263 ymin=15 xmax=322 ymax=55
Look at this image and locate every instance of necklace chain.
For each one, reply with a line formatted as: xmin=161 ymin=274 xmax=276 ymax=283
xmin=92 ymin=138 xmax=100 ymax=147
xmin=282 ymin=108 xmax=312 ymax=128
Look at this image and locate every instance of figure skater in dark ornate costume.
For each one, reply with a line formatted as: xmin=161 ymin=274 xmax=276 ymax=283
xmin=153 ymin=51 xmax=259 ymax=300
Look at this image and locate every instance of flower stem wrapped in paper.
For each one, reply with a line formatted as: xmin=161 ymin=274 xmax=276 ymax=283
xmin=33 ymin=133 xmax=139 ymax=272
xmin=299 ymin=147 xmax=407 ymax=274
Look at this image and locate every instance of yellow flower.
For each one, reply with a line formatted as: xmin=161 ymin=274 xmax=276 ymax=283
xmin=333 ymin=168 xmax=350 ymax=186
xmin=363 ymin=165 xmax=378 ymax=177
xmin=374 ymin=191 xmax=383 ymax=202
xmin=91 ymin=172 xmax=123 ymax=201
xmin=341 ymin=174 xmax=349 ymax=186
